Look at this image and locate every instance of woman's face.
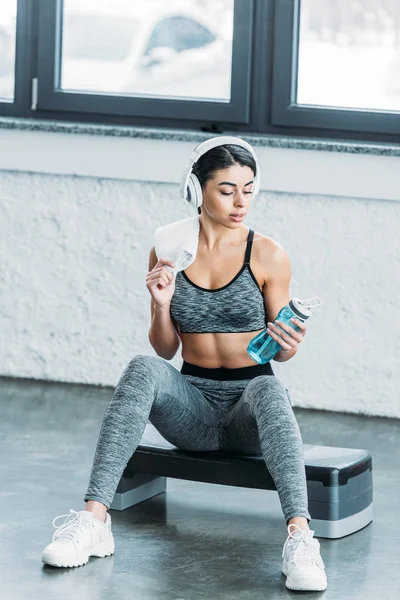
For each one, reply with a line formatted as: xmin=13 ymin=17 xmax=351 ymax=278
xmin=201 ymin=163 xmax=255 ymax=226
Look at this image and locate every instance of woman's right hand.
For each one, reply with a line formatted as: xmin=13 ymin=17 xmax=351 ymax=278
xmin=146 ymin=258 xmax=176 ymax=307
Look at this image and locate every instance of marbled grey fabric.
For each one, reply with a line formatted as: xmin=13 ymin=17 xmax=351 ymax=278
xmin=84 ymin=354 xmax=311 ymax=524
xmin=169 ymin=228 xmax=267 ymax=333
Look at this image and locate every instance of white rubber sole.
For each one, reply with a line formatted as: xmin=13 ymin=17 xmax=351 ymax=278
xmin=42 ymin=534 xmax=115 ymax=568
xmin=283 ymin=560 xmax=327 ymax=591
xmin=285 ymin=576 xmax=327 ymax=592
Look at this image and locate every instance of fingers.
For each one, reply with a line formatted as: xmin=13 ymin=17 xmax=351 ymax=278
xmin=149 ymin=269 xmax=173 ymax=288
xmin=158 ymin=271 xmax=173 ymax=288
xmin=277 ymin=318 xmax=306 ymax=342
xmin=148 ymin=259 xmax=175 ymax=277
xmin=290 ymin=317 xmax=307 ymax=334
xmin=147 ymin=259 xmax=175 ymax=289
xmin=266 ymin=323 xmax=293 ymax=351
xmin=157 ymin=258 xmax=175 ymax=268
xmin=266 ymin=317 xmax=306 ymax=350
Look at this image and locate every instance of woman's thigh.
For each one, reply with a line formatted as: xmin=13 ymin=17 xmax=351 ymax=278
xmin=218 ymin=375 xmax=291 ymax=455
xmin=146 ymin=360 xmax=221 ymax=452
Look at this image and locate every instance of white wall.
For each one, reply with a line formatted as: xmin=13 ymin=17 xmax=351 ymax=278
xmin=1 ymin=131 xmax=399 ymax=418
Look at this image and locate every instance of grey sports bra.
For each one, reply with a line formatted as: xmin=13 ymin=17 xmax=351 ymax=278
xmin=169 ymin=229 xmax=267 ymax=334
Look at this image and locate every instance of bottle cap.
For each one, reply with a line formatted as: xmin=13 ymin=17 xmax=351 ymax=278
xmin=290 ymin=297 xmax=322 ymax=319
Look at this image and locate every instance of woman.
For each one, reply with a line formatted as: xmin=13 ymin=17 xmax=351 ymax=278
xmin=41 ymin=139 xmax=327 ymax=592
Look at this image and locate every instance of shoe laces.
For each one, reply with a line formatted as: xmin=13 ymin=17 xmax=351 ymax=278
xmin=52 ymin=509 xmax=92 ymax=542
xmin=282 ymin=524 xmax=325 ymax=571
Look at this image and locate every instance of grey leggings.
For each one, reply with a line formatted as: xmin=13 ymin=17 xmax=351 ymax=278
xmin=84 ymin=355 xmax=312 ymax=524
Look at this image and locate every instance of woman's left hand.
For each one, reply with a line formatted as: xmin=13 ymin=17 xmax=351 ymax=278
xmin=266 ymin=317 xmax=307 ymax=352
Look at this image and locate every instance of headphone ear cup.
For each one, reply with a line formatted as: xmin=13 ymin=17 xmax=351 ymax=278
xmin=186 ymin=176 xmax=195 ymax=207
xmin=188 ymin=173 xmax=203 ymax=208
xmin=254 ymin=171 xmax=260 ymax=199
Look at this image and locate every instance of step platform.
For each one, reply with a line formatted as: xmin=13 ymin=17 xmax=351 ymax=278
xmin=110 ymin=423 xmax=373 ymax=539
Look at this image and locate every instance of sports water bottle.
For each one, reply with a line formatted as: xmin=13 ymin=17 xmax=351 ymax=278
xmin=247 ymin=297 xmax=322 ymax=364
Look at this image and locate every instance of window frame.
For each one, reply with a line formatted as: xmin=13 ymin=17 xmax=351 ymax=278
xmin=0 ymin=0 xmax=31 ymax=117
xmin=35 ymin=0 xmax=254 ymax=123
xmin=271 ymin=0 xmax=400 ymax=136
xmin=0 ymin=0 xmax=399 ymax=145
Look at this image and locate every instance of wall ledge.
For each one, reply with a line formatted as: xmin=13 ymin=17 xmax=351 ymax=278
xmin=0 ymin=117 xmax=399 ymax=202
xmin=1 ymin=116 xmax=400 ymax=157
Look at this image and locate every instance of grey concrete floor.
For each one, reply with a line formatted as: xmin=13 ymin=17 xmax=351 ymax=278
xmin=0 ymin=375 xmax=399 ymax=600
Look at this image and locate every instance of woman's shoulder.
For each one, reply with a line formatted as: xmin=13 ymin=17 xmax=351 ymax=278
xmin=252 ymin=230 xmax=285 ymax=255
xmin=252 ymin=230 xmax=290 ymax=273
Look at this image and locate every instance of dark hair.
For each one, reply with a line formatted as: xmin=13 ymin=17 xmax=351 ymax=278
xmin=191 ymin=144 xmax=257 ymax=214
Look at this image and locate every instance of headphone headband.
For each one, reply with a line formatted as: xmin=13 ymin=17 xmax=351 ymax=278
xmin=180 ymin=136 xmax=260 ymax=207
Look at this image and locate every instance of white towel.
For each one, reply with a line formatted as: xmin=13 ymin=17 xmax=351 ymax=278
xmin=154 ymin=215 xmax=200 ymax=276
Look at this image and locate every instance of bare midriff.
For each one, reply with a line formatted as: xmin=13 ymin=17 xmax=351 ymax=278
xmin=180 ymin=329 xmax=266 ymax=369
xmin=177 ymin=228 xmax=269 ymax=369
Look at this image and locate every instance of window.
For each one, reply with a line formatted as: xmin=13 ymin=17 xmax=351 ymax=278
xmin=36 ymin=0 xmax=247 ymax=121
xmin=0 ymin=0 xmax=17 ymax=101
xmin=297 ymin=0 xmax=400 ymax=112
xmin=60 ymin=5 xmax=232 ymax=101
xmin=271 ymin=0 xmax=400 ymax=136
xmin=1 ymin=0 xmax=399 ymax=143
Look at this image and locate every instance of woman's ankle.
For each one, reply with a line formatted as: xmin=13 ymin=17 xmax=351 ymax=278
xmin=84 ymin=500 xmax=108 ymax=523
xmin=287 ymin=516 xmax=310 ymax=532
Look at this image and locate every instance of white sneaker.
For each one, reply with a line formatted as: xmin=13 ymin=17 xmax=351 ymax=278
xmin=42 ymin=509 xmax=115 ymax=568
xmin=282 ymin=523 xmax=327 ymax=591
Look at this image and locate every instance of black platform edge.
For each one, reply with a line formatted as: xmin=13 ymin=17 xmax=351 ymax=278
xmin=125 ymin=446 xmax=372 ymax=488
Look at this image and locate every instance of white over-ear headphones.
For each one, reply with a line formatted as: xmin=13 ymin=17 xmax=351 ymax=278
xmin=180 ymin=136 xmax=260 ymax=209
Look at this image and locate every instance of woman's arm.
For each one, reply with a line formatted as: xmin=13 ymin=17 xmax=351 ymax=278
xmin=149 ymin=303 xmax=181 ymax=360
xmin=260 ymin=240 xmax=298 ymax=363
xmin=147 ymin=246 xmax=181 ymax=360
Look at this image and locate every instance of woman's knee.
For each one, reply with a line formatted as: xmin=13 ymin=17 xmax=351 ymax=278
xmin=122 ymin=354 xmax=169 ymax=384
xmin=113 ymin=355 xmax=170 ymax=407
xmin=127 ymin=353 xmax=165 ymax=371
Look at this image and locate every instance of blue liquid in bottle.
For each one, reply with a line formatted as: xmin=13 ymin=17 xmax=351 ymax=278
xmin=247 ymin=297 xmax=322 ymax=365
